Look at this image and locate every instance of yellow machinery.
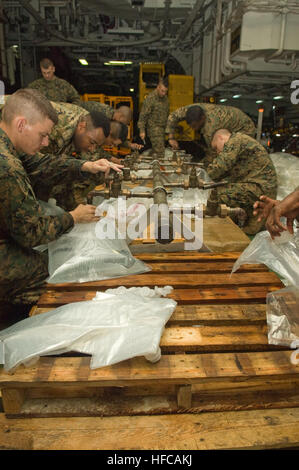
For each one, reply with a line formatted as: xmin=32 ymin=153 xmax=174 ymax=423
xmin=139 ymin=62 xmax=165 ymax=110
xmin=81 ymin=93 xmax=134 ymax=144
xmin=168 ymin=74 xmax=195 ymax=141
xmin=138 ymin=65 xmax=195 ymax=142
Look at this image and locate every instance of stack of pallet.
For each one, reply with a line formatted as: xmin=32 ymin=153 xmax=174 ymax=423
xmin=1 ymin=250 xmax=299 ymax=450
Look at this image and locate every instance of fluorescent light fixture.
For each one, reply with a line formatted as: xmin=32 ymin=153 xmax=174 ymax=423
xmin=219 ymin=98 xmax=227 ymax=103
xmin=130 ymin=88 xmax=134 ymax=92
xmin=105 ymin=60 xmax=133 ymax=66
xmin=273 ymin=105 xmax=276 ymax=109
xmin=273 ymin=95 xmax=283 ymax=100
xmin=275 ymin=133 xmax=281 ymax=137
xmin=256 ymin=100 xmax=263 ymax=104
xmin=12 ymin=44 xmax=18 ymax=48
xmin=282 ymin=149 xmax=286 ymax=152
xmin=292 ymin=134 xmax=298 ymax=138
xmin=233 ymin=94 xmax=241 ymax=98
xmin=79 ymin=58 xmax=88 ymax=65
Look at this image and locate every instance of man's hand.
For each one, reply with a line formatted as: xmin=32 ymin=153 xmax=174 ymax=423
xmin=81 ymin=159 xmax=123 ymax=177
xmin=253 ymin=195 xmax=280 ymax=222
xmin=69 ymin=204 xmax=101 ymax=224
xmin=129 ymin=142 xmax=144 ymax=150
xmin=265 ymin=190 xmax=299 ymax=238
xmin=168 ymin=138 xmax=179 ymax=150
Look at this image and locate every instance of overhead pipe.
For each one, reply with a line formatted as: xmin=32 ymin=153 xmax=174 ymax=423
xmin=20 ymin=0 xmax=171 ymax=48
xmin=265 ymin=8 xmax=288 ymax=62
xmin=223 ymin=1 xmax=246 ymax=73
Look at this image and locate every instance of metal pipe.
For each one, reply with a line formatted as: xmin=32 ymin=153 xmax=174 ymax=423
xmin=265 ymin=10 xmax=287 ymax=62
xmin=223 ymin=2 xmax=246 ymax=73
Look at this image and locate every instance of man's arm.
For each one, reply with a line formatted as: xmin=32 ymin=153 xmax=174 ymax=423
xmin=0 ymin=172 xmax=74 ymax=248
xmin=206 ymin=138 xmax=240 ymax=181
xmin=264 ymin=188 xmax=299 ymax=238
xmin=165 ymin=106 xmax=187 ymax=149
xmin=65 ymin=82 xmax=82 ymax=105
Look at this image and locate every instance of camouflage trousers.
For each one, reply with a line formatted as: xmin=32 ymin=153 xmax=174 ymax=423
xmin=148 ymin=129 xmax=166 ymax=155
xmin=209 ymin=182 xmax=277 ymax=235
xmin=0 ymin=241 xmax=48 ymax=306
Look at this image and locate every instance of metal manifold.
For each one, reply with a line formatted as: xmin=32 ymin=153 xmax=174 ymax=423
xmin=87 ymin=149 xmax=246 ymax=244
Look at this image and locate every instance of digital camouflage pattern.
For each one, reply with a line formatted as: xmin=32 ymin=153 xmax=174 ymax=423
xmin=137 ymin=90 xmax=169 ymax=154
xmin=27 ymin=76 xmax=81 ymax=105
xmin=205 ymin=132 xmax=277 ymax=234
xmin=45 ymin=101 xmax=89 ymax=155
xmin=0 ymin=127 xmax=82 ymax=305
xmin=34 ymin=101 xmax=104 ymax=209
xmin=79 ymin=100 xmax=115 ymax=119
xmin=166 ymin=103 xmax=256 ymax=148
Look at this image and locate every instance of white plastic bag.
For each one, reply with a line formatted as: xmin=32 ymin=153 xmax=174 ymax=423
xmin=47 ymin=221 xmax=151 ymax=283
xmin=270 ymin=152 xmax=299 ymax=200
xmin=267 ymin=286 xmax=299 ymax=364
xmin=231 ymin=229 xmax=299 ymax=286
xmin=0 ymin=287 xmax=177 ymax=371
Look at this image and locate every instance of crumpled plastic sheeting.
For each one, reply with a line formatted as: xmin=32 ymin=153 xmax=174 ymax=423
xmin=0 ymin=287 xmax=177 ymax=371
xmin=47 ymin=221 xmax=151 ymax=284
xmin=266 ymin=286 xmax=299 ymax=365
xmin=270 ymin=152 xmax=299 ymax=200
xmin=231 ymin=229 xmax=299 ymax=286
xmin=95 ymin=285 xmax=173 ymax=299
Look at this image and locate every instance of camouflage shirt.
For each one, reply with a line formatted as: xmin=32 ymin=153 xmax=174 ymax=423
xmin=28 ymin=76 xmax=81 ymax=105
xmin=42 ymin=101 xmax=89 ymax=155
xmin=137 ymin=90 xmax=169 ymax=134
xmin=166 ymin=103 xmax=256 ymax=146
xmin=0 ymin=127 xmax=77 ymax=248
xmin=206 ymin=132 xmax=277 ymax=193
xmin=79 ymin=101 xmax=115 ymax=119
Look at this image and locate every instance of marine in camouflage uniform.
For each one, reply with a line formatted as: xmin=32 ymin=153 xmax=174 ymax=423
xmin=166 ymin=103 xmax=256 ymax=162
xmin=205 ymin=132 xmax=277 ymax=234
xmin=137 ymin=86 xmax=169 ymax=155
xmin=0 ymin=127 xmax=87 ymax=305
xmin=33 ymin=101 xmax=107 ymax=210
xmin=80 ymin=101 xmax=114 ymax=119
xmin=28 ymin=76 xmax=81 ymax=105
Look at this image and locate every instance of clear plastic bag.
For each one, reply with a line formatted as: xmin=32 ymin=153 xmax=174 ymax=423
xmin=47 ymin=221 xmax=151 ymax=284
xmin=270 ymin=152 xmax=299 ymax=200
xmin=0 ymin=287 xmax=177 ymax=371
xmin=266 ymin=286 xmax=299 ymax=364
xmin=231 ymin=229 xmax=299 ymax=286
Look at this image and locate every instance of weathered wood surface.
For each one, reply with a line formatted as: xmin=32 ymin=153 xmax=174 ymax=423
xmin=1 ymin=408 xmax=299 ymax=450
xmin=0 ymin=248 xmax=296 ymax=452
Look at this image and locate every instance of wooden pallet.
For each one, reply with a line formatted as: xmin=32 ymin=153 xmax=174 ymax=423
xmin=1 ymin=251 xmax=299 ymax=449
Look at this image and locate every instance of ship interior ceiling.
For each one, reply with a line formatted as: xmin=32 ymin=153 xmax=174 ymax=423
xmin=0 ymin=0 xmax=299 ymax=143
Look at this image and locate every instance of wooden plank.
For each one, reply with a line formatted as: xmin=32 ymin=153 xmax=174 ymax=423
xmin=45 ymin=272 xmax=281 ymax=291
xmin=143 ymin=261 xmax=268 ymax=273
xmin=31 ymin=304 xmax=267 ymax=325
xmin=5 ymin=385 xmax=299 ymax=418
xmin=134 ymin=251 xmax=243 ymax=261
xmin=37 ymin=286 xmax=280 ymax=307
xmin=1 ymin=389 xmax=26 ymax=414
xmin=177 ymin=385 xmax=192 ymax=408
xmin=0 ymin=351 xmax=297 ymax=388
xmin=1 ymin=408 xmax=299 ymax=449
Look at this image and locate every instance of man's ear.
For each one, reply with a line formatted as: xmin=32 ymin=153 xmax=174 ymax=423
xmin=15 ymin=117 xmax=27 ymax=133
xmin=77 ymin=120 xmax=87 ymax=133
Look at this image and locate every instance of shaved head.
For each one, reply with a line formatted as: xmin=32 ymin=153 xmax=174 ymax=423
xmin=2 ymin=88 xmax=58 ymax=126
xmin=113 ymin=106 xmax=133 ymax=125
xmin=211 ymin=128 xmax=232 ymax=153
